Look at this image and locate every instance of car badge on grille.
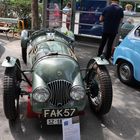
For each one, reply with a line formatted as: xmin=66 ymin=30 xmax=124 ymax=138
xmin=57 ymin=103 xmax=63 ymax=107
xmin=57 ymin=71 xmax=62 ymax=76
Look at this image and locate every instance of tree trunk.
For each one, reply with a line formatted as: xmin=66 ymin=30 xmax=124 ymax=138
xmin=31 ymin=0 xmax=39 ymax=30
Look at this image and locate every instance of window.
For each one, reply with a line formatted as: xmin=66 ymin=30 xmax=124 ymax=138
xmin=134 ymin=26 xmax=140 ymax=37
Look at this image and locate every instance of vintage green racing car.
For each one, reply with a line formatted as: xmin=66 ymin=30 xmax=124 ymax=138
xmin=2 ymin=27 xmax=113 ymax=125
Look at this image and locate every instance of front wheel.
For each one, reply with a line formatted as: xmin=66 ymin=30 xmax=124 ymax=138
xmin=86 ymin=60 xmax=113 ymax=115
xmin=3 ymin=60 xmax=21 ymax=121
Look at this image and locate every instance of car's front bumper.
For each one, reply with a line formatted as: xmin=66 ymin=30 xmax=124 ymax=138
xmin=31 ymin=97 xmax=86 ymax=115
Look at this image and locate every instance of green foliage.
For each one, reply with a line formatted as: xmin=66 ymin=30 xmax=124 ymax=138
xmin=63 ymin=0 xmax=71 ymax=7
xmin=9 ymin=0 xmax=32 ymax=18
xmin=10 ymin=0 xmax=31 ymax=5
xmin=39 ymin=3 xmax=43 ymax=14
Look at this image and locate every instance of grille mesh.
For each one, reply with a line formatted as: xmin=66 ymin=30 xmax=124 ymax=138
xmin=47 ymin=80 xmax=72 ymax=107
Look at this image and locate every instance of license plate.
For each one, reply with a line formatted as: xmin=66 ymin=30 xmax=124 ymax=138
xmin=47 ymin=118 xmax=63 ymax=125
xmin=43 ymin=108 xmax=77 ymax=118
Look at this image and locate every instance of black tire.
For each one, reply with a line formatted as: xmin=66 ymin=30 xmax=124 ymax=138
xmin=22 ymin=47 xmax=27 ymax=64
xmin=117 ymin=60 xmax=136 ymax=85
xmin=3 ymin=59 xmax=21 ymax=121
xmin=86 ymin=59 xmax=113 ymax=115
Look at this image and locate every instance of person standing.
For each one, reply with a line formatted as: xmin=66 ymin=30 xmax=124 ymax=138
xmin=123 ymin=4 xmax=135 ymax=24
xmin=124 ymin=4 xmax=134 ymax=15
xmin=97 ymin=0 xmax=124 ymax=60
xmin=63 ymin=2 xmax=72 ymax=30
xmin=53 ymin=3 xmax=61 ymax=27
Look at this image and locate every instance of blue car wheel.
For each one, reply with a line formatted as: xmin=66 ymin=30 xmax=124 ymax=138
xmin=117 ymin=60 xmax=135 ymax=85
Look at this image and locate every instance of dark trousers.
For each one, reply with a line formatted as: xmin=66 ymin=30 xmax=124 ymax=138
xmin=98 ymin=32 xmax=116 ymax=60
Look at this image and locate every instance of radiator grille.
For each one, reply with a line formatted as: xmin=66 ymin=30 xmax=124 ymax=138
xmin=47 ymin=80 xmax=72 ymax=107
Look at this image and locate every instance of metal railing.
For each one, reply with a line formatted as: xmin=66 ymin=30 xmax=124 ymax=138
xmin=45 ymin=8 xmax=102 ymax=36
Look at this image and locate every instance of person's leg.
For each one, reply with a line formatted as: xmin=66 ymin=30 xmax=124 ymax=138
xmin=97 ymin=33 xmax=108 ymax=56
xmin=66 ymin=19 xmax=70 ymax=30
xmin=66 ymin=22 xmax=70 ymax=30
xmin=105 ymin=34 xmax=116 ymax=60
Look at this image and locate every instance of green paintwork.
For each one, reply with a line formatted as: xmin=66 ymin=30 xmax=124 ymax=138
xmin=31 ymin=97 xmax=86 ymax=113
xmin=25 ymin=29 xmax=86 ymax=113
xmin=32 ymin=56 xmax=83 ymax=87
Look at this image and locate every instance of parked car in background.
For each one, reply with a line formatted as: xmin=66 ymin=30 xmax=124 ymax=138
xmin=120 ymin=17 xmax=135 ymax=39
xmin=113 ymin=24 xmax=140 ymax=85
xmin=120 ymin=14 xmax=140 ymax=40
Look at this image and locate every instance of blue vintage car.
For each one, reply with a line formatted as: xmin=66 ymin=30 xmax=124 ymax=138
xmin=113 ymin=24 xmax=140 ymax=85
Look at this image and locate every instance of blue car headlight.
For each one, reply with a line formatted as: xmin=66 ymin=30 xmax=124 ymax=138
xmin=70 ymin=86 xmax=85 ymax=101
xmin=32 ymin=87 xmax=50 ymax=102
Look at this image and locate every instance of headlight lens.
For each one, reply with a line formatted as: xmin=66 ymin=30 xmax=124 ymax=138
xmin=70 ymin=86 xmax=85 ymax=101
xmin=32 ymin=87 xmax=50 ymax=102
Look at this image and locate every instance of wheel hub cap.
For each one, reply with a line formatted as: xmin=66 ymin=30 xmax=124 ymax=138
xmin=120 ymin=65 xmax=131 ymax=81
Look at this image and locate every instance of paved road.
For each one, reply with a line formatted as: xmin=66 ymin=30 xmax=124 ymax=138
xmin=0 ymin=36 xmax=140 ymax=140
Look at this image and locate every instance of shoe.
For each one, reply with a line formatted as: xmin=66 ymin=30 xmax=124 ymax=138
xmin=100 ymin=54 xmax=105 ymax=60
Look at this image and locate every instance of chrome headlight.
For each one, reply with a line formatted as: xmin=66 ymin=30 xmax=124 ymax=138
xmin=70 ymin=86 xmax=85 ymax=101
xmin=32 ymin=87 xmax=50 ymax=102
